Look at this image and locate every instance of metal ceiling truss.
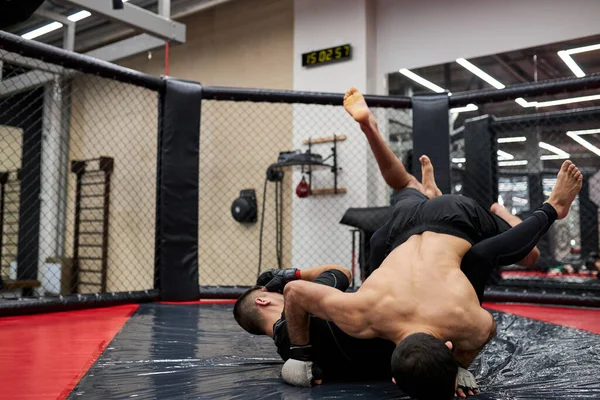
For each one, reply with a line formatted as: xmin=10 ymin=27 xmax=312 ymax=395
xmin=60 ymin=0 xmax=184 ymax=43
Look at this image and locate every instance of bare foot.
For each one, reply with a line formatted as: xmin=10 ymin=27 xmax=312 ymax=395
xmin=490 ymin=202 xmax=523 ymax=227
xmin=546 ymin=160 xmax=583 ymax=219
xmin=420 ymin=155 xmax=442 ymax=198
xmin=343 ymin=87 xmax=372 ymax=126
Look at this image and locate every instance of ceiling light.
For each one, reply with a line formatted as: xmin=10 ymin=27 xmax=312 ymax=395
xmin=456 ymin=58 xmax=505 ymax=89
xmin=452 ymin=158 xmax=466 ymax=163
xmin=564 ymin=43 xmax=600 ymax=55
xmin=68 ymin=10 xmax=92 ymax=22
xmin=498 ymin=160 xmax=528 ymax=166
xmin=520 ymin=93 xmax=600 ymax=108
xmin=22 ymin=21 xmax=63 ymax=40
xmin=557 ymin=51 xmax=585 ymax=78
xmin=540 ymin=154 xmax=569 ymax=160
xmin=570 ymin=128 xmax=600 ymax=135
xmin=498 ymin=136 xmax=527 ymax=143
xmin=22 ymin=8 xmax=94 ymax=40
xmin=567 ymin=130 xmax=600 ymax=157
xmin=515 ymin=98 xmax=531 ymax=107
xmin=450 ymin=103 xmax=478 ymax=114
xmin=399 ymin=68 xmax=446 ymax=93
xmin=497 ymin=150 xmax=514 ymax=160
xmin=539 ymin=141 xmax=570 ymax=158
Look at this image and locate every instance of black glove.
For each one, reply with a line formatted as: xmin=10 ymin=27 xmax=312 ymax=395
xmin=281 ymin=344 xmax=323 ymax=387
xmin=257 ymin=268 xmax=299 ymax=292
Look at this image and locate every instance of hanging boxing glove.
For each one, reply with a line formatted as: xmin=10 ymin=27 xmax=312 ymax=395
xmin=296 ymin=176 xmax=310 ymax=198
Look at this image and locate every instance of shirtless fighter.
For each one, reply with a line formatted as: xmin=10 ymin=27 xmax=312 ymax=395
xmin=279 ymin=88 xmax=582 ymax=400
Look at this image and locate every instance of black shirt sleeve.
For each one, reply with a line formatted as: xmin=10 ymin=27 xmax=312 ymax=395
xmin=311 ymin=269 xmax=350 ymax=291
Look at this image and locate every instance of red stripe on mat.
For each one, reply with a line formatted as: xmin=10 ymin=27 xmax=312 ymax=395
xmin=484 ymin=302 xmax=600 ymax=335
xmin=0 ymin=304 xmax=138 ymax=400
xmin=160 ymin=299 xmax=236 ymax=305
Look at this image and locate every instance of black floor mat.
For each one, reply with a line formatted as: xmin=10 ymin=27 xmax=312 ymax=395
xmin=69 ymin=303 xmax=600 ymax=399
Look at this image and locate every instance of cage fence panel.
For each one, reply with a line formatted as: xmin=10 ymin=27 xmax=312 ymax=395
xmin=0 ymin=49 xmax=158 ymax=299
xmin=451 ymin=84 xmax=600 ymax=296
xmin=199 ymin=100 xmax=412 ymax=287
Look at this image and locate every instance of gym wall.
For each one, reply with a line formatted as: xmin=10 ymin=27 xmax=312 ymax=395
xmin=116 ymin=0 xmax=295 ymax=286
xmin=0 ymin=126 xmax=21 ymax=171
xmin=66 ymin=77 xmax=158 ymax=293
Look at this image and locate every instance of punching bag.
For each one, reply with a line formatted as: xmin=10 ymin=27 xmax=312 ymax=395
xmin=0 ymin=0 xmax=46 ymax=30
xmin=296 ymin=176 xmax=310 ymax=198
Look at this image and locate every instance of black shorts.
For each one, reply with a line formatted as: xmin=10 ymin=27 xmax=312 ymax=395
xmin=373 ymin=188 xmax=511 ymax=260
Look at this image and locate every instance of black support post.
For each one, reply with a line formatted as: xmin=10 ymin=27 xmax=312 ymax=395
xmin=411 ymin=93 xmax=451 ymax=194
xmin=155 ymin=79 xmax=201 ymax=301
xmin=463 ymin=116 xmax=497 ymax=208
xmin=580 ymin=174 xmax=599 ymax=257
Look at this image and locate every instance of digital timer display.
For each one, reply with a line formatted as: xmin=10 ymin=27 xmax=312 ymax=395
xmin=302 ymin=44 xmax=352 ymax=67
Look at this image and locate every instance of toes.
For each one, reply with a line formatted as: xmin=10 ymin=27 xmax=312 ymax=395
xmin=561 ymin=160 xmax=573 ymax=171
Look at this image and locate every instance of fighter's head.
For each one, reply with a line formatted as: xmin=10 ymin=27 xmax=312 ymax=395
xmin=390 ymin=333 xmax=458 ymax=400
xmin=233 ymin=286 xmax=284 ymax=335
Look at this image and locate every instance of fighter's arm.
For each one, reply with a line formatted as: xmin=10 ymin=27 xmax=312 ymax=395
xmin=453 ymin=311 xmax=497 ymax=368
xmin=300 ymin=264 xmax=352 ymax=283
xmin=283 ymin=280 xmax=374 ymax=345
xmin=258 ymin=264 xmax=351 ymax=293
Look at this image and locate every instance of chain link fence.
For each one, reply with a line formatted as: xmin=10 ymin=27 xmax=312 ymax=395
xmin=199 ymin=100 xmax=411 ymax=287
xmin=0 ymin=49 xmax=159 ymax=300
xmin=451 ymin=87 xmax=600 ymax=294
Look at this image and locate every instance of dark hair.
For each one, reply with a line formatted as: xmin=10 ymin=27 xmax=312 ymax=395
xmin=233 ymin=286 xmax=265 ymax=335
xmin=391 ymin=333 xmax=458 ymax=400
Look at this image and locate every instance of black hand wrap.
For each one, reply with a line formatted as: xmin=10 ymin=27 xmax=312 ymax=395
xmin=257 ymin=268 xmax=299 ymax=292
xmin=289 ymin=344 xmax=313 ymax=361
xmin=282 ymin=344 xmax=323 ymax=387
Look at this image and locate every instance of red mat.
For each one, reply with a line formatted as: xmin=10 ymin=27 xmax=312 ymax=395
xmin=0 ymin=304 xmax=138 ymax=400
xmin=484 ymin=302 xmax=600 ymax=335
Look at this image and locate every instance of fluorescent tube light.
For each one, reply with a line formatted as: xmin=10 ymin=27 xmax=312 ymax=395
xmin=541 ymin=154 xmax=569 ymax=160
xmin=22 ymin=22 xmax=63 ymax=40
xmin=498 ymin=160 xmax=528 ymax=166
xmin=565 ymin=43 xmax=600 ymax=55
xmin=567 ymin=131 xmax=600 ymax=157
xmin=399 ymin=68 xmax=446 ymax=93
xmin=498 ymin=136 xmax=526 ymax=143
xmin=515 ymin=98 xmax=531 ymax=107
xmin=570 ymin=128 xmax=600 ymax=135
xmin=22 ymin=8 xmax=94 ymax=40
xmin=452 ymin=158 xmax=466 ymax=163
xmin=450 ymin=103 xmax=478 ymax=113
xmin=539 ymin=141 xmax=570 ymax=158
xmin=456 ymin=58 xmax=505 ymax=89
xmin=497 ymin=150 xmax=514 ymax=160
xmin=521 ymin=94 xmax=600 ymax=108
xmin=558 ymin=51 xmax=585 ymax=78
xmin=68 ymin=10 xmax=92 ymax=22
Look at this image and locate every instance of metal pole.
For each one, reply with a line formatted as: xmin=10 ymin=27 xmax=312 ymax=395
xmin=158 ymin=0 xmax=171 ymax=17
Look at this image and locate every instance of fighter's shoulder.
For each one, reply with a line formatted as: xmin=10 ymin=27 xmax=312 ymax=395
xmin=472 ymin=309 xmax=497 ymax=347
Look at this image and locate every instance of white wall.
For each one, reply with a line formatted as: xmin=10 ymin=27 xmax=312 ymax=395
xmin=293 ymin=0 xmax=387 ymax=275
xmin=376 ymin=0 xmax=600 ymax=94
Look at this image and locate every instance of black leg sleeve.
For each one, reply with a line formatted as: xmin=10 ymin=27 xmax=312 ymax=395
xmin=462 ymin=202 xmax=558 ymax=303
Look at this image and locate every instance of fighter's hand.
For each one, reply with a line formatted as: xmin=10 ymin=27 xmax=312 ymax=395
xmin=455 ymin=367 xmax=479 ymax=398
xmin=256 ymin=268 xmax=299 ymax=293
xmin=281 ymin=344 xmax=323 ymax=387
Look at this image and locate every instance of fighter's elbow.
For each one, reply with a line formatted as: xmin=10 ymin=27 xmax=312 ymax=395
xmin=283 ymin=279 xmax=302 ymax=301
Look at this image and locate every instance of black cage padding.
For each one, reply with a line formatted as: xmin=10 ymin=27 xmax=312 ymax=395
xmin=463 ymin=116 xmax=498 ymax=209
xmin=155 ymin=79 xmax=201 ymax=301
xmin=411 ymin=93 xmax=451 ymax=194
xmin=0 ymin=290 xmax=158 ymax=317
